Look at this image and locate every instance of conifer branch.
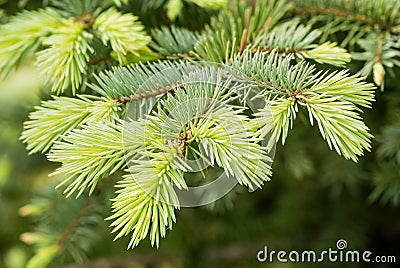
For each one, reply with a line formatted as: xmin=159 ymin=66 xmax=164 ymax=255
xmin=21 ymin=96 xmax=119 ymax=154
xmin=252 ymin=19 xmax=351 ymax=66
xmin=195 ymin=0 xmax=292 ymax=62
xmin=48 ymin=121 xmax=126 ymax=197
xmin=352 ymin=33 xmax=400 ymax=89
xmin=233 ymin=50 xmax=375 ymax=160
xmin=193 ymin=106 xmax=273 ymax=189
xmin=108 ymin=171 xmax=178 ymax=249
xmin=0 ymin=8 xmax=63 ymax=80
xmin=37 ymin=19 xmax=94 ymax=94
xmin=93 ymin=8 xmax=151 ymax=64
xmin=291 ymin=0 xmax=400 ymax=33
xmin=56 ymin=197 xmax=93 ymax=247
xmin=150 ymin=26 xmax=200 ymax=58
xmin=0 ymin=3 xmax=152 ymax=94
xmin=21 ymin=192 xmax=105 ymax=268
xmin=14 ymin=0 xmax=384 ymax=254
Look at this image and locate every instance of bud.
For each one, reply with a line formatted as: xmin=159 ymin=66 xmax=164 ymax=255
xmin=373 ymin=61 xmax=385 ymax=86
xmin=18 ymin=204 xmax=42 ymax=217
xmin=20 ymin=232 xmax=41 ymax=245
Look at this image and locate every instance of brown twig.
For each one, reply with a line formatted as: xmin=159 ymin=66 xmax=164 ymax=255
xmin=57 ymin=198 xmax=93 ymax=247
xmin=87 ymin=54 xmax=112 ymax=66
xmin=292 ymin=6 xmax=393 ymax=32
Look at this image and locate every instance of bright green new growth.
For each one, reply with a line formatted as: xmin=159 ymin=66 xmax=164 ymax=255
xmin=0 ymin=8 xmax=63 ymax=80
xmin=48 ymin=122 xmax=126 ymax=197
xmin=165 ymin=0 xmax=227 ymax=20
xmin=37 ymin=20 xmax=94 ymax=94
xmin=21 ymin=95 xmax=119 ymax=154
xmin=93 ymin=8 xmax=151 ymax=64
xmin=0 ymin=3 xmax=150 ymax=94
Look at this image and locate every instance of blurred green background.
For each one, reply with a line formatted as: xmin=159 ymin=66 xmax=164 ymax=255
xmin=0 ymin=0 xmax=400 ymax=267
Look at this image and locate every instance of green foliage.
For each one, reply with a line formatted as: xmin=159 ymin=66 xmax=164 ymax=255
xmin=232 ymin=51 xmax=374 ymax=160
xmin=377 ymin=125 xmax=400 ymax=164
xmin=305 ymin=95 xmax=372 ymax=161
xmin=142 ymin=0 xmax=226 ymax=21
xmin=2 ymin=0 xmax=398 ymax=265
xmin=21 ymin=95 xmax=119 ymax=154
xmin=292 ymin=0 xmax=400 ymax=33
xmin=37 ymin=20 xmax=94 ymax=94
xmin=352 ymin=33 xmax=400 ymax=88
xmin=0 ymin=8 xmax=63 ymax=80
xmin=369 ymin=162 xmax=400 ymax=206
xmin=195 ymin=0 xmax=292 ymax=62
xmin=106 ymin=66 xmax=272 ymax=247
xmin=166 ymin=0 xmax=183 ymax=21
xmin=88 ymin=60 xmax=181 ymax=99
xmin=254 ymin=19 xmax=351 ymax=66
xmin=20 ymin=188 xmax=107 ymax=268
xmin=48 ymin=122 xmax=126 ymax=197
xmin=192 ymin=106 xmax=273 ymax=189
xmin=93 ymin=8 xmax=150 ymax=64
xmin=150 ymin=26 xmax=200 ymax=58
xmin=370 ymin=125 xmax=400 ymax=206
xmin=292 ymin=0 xmax=400 ymax=88
xmin=0 ymin=1 xmax=151 ymax=94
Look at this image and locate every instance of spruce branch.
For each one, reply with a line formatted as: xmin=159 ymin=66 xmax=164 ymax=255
xmin=21 ymin=191 xmax=105 ymax=268
xmin=37 ymin=20 xmax=94 ymax=94
xmin=291 ymin=0 xmax=400 ymax=33
xmin=187 ymin=0 xmax=226 ymax=10
xmin=21 ymin=95 xmax=119 ymax=154
xmin=255 ymin=98 xmax=297 ymax=150
xmin=309 ymin=69 xmax=375 ymax=108
xmin=195 ymin=0 xmax=292 ymax=62
xmin=193 ymin=106 xmax=273 ymax=189
xmin=140 ymin=0 xmax=165 ymax=11
xmin=352 ymin=33 xmax=400 ymax=89
xmin=111 ymin=0 xmax=128 ymax=7
xmin=305 ymin=96 xmax=372 ymax=161
xmin=231 ymin=50 xmax=319 ymax=97
xmin=233 ymin=50 xmax=374 ymax=160
xmin=150 ymin=26 xmax=200 ymax=58
xmin=108 ymin=168 xmax=179 ymax=249
xmin=165 ymin=0 xmax=226 ymax=21
xmin=166 ymin=0 xmax=184 ymax=21
xmin=108 ymin=67 xmax=272 ymax=248
xmin=369 ymin=162 xmax=400 ymax=206
xmin=48 ymin=121 xmax=126 ymax=197
xmin=253 ymin=19 xmax=351 ymax=66
xmin=377 ymin=125 xmax=400 ymax=164
xmin=1 ymin=4 xmax=152 ymax=95
xmin=93 ymin=8 xmax=151 ymax=64
xmin=140 ymin=0 xmax=227 ymax=13
xmin=50 ymin=0 xmax=104 ymax=17
xmin=0 ymin=8 xmax=63 ymax=80
xmin=11 ymin=0 xmax=400 ymax=259
xmin=88 ymin=60 xmax=213 ymax=100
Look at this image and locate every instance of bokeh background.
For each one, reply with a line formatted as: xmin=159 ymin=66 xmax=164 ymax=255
xmin=0 ymin=0 xmax=399 ymax=267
